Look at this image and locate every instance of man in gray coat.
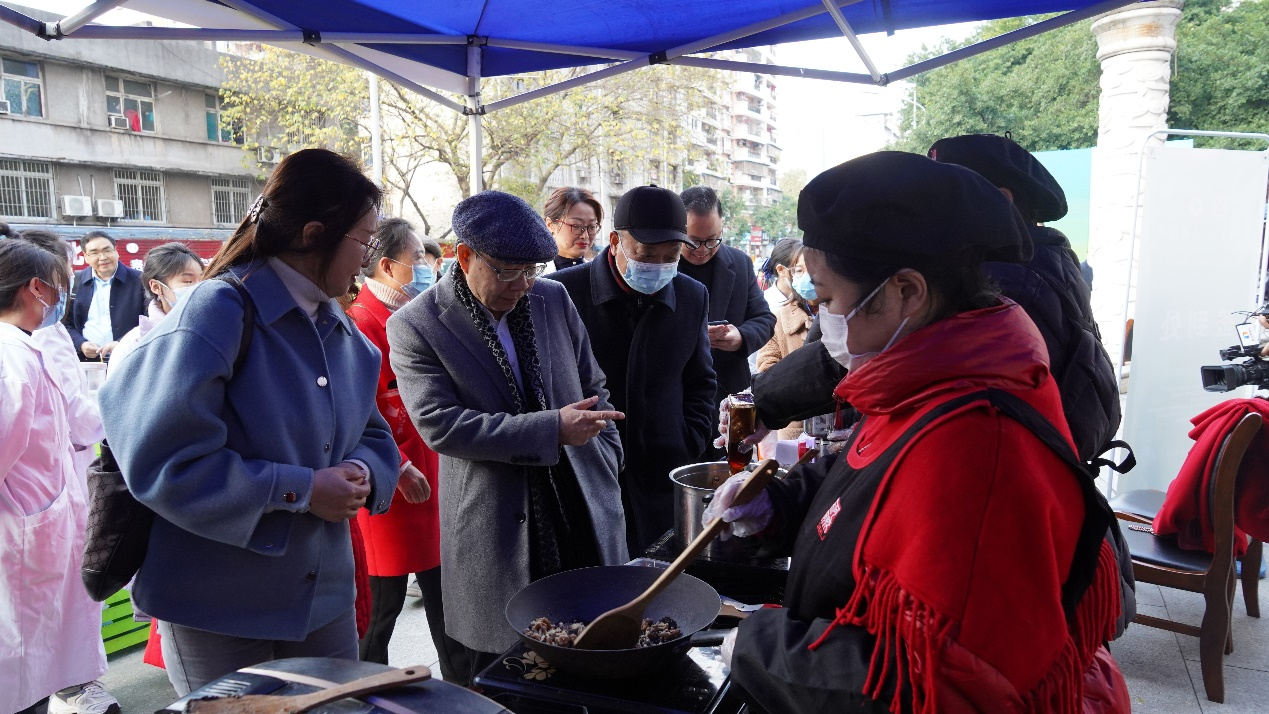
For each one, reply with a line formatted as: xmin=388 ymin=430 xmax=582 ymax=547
xmin=387 ymin=191 xmax=628 ymax=683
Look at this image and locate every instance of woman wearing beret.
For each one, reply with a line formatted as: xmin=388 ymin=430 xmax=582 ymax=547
xmin=708 ymin=152 xmax=1129 ymax=713
xmin=99 ymin=149 xmax=400 ymax=693
xmin=387 ymin=190 xmax=629 ymax=683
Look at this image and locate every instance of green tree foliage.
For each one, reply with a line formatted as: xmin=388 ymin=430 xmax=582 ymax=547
xmin=220 ymin=46 xmax=723 ymax=231
xmin=891 ymin=1 xmax=1269 ymax=153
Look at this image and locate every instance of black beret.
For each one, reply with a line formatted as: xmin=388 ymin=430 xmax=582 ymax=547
xmin=928 ymin=134 xmax=1067 ymax=222
xmin=452 ymin=190 xmax=557 ymax=264
xmin=798 ymin=151 xmax=1033 ymax=266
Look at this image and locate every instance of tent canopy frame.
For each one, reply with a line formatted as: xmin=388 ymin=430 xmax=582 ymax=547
xmin=0 ymin=0 xmax=1137 ymax=190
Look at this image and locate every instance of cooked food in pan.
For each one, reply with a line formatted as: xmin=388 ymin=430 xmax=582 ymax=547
xmin=524 ymin=616 xmax=682 ymax=649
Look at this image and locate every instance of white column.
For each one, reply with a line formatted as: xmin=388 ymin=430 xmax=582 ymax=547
xmin=1087 ymin=0 xmax=1184 ymax=370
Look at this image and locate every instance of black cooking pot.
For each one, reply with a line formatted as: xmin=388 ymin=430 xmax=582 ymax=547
xmin=505 ymin=565 xmax=724 ymax=680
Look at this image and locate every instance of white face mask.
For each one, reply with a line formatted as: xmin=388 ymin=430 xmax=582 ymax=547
xmin=818 ymin=276 xmax=909 ymax=371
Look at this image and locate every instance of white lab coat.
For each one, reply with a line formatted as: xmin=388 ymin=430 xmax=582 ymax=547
xmin=32 ymin=322 xmax=105 ymax=485
xmin=0 ymin=323 xmax=107 ymax=713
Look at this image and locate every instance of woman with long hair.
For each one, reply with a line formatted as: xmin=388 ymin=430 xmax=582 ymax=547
xmin=98 ymin=149 xmax=399 ymax=694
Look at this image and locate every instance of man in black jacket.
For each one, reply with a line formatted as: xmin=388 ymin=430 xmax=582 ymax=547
xmin=550 ymin=186 xmax=717 ymax=554
xmin=63 ymin=231 xmax=146 ymax=361
xmin=678 ymin=186 xmax=775 ymax=413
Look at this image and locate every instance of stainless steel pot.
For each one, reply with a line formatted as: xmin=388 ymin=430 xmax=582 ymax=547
xmin=669 ymin=461 xmax=785 ymax=561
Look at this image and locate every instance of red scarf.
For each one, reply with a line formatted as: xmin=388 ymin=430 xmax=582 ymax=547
xmin=813 ymin=301 xmax=1121 ymax=712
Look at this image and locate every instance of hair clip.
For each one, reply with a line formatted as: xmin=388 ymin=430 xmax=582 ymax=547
xmin=248 ymin=194 xmax=268 ymax=224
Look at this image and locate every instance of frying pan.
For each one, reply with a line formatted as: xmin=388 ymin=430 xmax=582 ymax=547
xmin=504 ymin=565 xmax=724 ymax=680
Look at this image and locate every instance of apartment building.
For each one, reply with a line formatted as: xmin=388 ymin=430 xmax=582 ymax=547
xmin=0 ymin=5 xmax=261 ymax=261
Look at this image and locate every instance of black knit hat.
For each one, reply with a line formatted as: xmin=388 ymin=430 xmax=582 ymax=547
xmin=798 ymin=151 xmax=1032 ymax=265
xmin=451 ymin=190 xmax=558 ymax=263
xmin=928 ymin=134 xmax=1068 ymax=222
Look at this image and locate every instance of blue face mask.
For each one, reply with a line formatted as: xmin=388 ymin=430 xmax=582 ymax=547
xmin=409 ymin=264 xmax=435 ymax=295
xmin=791 ymin=271 xmax=817 ymax=301
xmin=619 ymin=244 xmax=677 ymax=295
xmin=35 ymin=282 xmax=66 ymax=330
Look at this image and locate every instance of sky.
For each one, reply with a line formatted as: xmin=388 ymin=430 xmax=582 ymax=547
xmin=20 ymin=1 xmax=977 ymax=177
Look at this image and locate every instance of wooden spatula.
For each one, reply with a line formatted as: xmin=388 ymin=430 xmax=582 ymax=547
xmin=573 ymin=459 xmax=783 ymax=650
xmin=186 ymin=664 xmax=431 ymax=714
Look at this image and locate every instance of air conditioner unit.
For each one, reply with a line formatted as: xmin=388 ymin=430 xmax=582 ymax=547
xmin=108 ymin=114 xmax=130 ymax=130
xmin=96 ymin=199 xmax=125 ymax=219
xmin=62 ymin=195 xmax=93 ymax=217
xmin=575 ymin=169 xmax=590 ymax=183
xmin=257 ymin=146 xmax=283 ymax=164
xmin=0 ymin=100 xmax=11 ymax=115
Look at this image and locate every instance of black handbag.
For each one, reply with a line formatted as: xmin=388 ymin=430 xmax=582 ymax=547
xmin=81 ymin=275 xmax=256 ymax=601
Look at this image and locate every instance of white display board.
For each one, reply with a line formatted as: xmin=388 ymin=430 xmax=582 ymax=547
xmin=1121 ymin=146 xmax=1269 ymax=492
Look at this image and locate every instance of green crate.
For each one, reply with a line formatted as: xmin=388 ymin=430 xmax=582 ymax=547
xmin=100 ymin=589 xmax=148 ymax=655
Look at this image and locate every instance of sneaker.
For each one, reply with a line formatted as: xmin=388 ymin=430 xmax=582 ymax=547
xmin=406 ymin=577 xmax=423 ymax=599
xmin=49 ymin=681 xmax=120 ymax=714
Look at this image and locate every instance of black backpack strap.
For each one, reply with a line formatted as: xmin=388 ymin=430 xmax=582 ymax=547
xmin=214 ymin=273 xmax=256 ymax=374
xmin=976 ymin=388 xmax=1117 ymax=623
xmin=1091 ymin=439 xmax=1136 ymax=474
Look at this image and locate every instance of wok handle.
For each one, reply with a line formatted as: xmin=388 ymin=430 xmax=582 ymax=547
xmin=690 ymin=629 xmax=729 ymax=648
xmin=629 ymin=460 xmax=781 ymax=613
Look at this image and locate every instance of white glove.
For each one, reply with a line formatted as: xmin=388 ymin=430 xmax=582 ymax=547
xmin=702 ymin=472 xmax=773 ymax=540
xmin=722 ymin=628 xmax=738 ymax=669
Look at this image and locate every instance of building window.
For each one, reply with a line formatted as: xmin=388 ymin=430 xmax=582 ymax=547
xmin=2 ymin=57 xmax=43 ymax=117
xmin=113 ymin=169 xmax=164 ymax=221
xmin=211 ymin=178 xmax=252 ymax=225
xmin=204 ymin=94 xmax=242 ymax=144
xmin=106 ymin=75 xmax=156 ymax=132
xmin=0 ymin=159 xmax=53 ymax=218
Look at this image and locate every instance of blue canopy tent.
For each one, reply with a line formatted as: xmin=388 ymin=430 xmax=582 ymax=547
xmin=1 ymin=0 xmax=1139 ymax=188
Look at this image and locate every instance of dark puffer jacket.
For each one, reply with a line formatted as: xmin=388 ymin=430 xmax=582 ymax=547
xmin=987 ymin=225 xmax=1121 ymax=461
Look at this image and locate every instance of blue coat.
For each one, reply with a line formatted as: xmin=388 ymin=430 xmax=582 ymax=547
xmin=98 ymin=262 xmax=398 ymax=640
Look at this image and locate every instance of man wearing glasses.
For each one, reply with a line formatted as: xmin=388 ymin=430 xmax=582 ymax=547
xmin=63 ymin=231 xmax=146 ymax=362
xmin=386 ymin=191 xmax=628 ymax=684
xmin=678 ymin=186 xmax=775 ymax=443
xmin=550 ymin=185 xmax=718 ymax=555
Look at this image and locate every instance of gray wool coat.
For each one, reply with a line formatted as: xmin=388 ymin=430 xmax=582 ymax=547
xmin=386 ymin=271 xmax=629 ymax=653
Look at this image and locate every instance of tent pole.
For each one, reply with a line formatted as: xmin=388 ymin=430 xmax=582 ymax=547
xmin=887 ymin=0 xmax=1136 ymax=82
xmin=0 ymin=4 xmax=43 ymax=35
xmin=468 ymin=42 xmax=484 ymax=194
xmin=47 ymin=0 xmax=128 ymax=38
xmin=369 ymin=72 xmax=383 ymax=186
xmin=664 ymin=0 xmax=863 ymax=59
xmin=669 ymin=56 xmax=873 ymax=84
xmin=820 ymin=0 xmax=882 ymax=83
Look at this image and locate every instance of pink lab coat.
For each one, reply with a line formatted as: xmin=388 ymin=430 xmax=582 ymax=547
xmin=0 ymin=323 xmax=107 ymax=712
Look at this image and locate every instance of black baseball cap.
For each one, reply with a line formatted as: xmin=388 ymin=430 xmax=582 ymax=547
xmin=614 ymin=185 xmax=691 ymax=245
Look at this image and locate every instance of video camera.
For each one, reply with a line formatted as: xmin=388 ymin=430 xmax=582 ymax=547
xmin=1201 ymin=318 xmax=1269 ymax=392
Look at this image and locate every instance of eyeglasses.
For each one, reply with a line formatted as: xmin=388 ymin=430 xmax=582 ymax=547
xmin=473 ymin=249 xmax=548 ymax=282
xmin=555 ymin=219 xmax=602 ymax=237
xmin=84 ymin=248 xmax=117 ymax=258
xmin=691 ymin=238 xmax=723 ymax=250
xmin=345 ymin=232 xmax=382 ymax=261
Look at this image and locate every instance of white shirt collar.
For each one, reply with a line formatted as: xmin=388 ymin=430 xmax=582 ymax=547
xmin=268 ymin=257 xmax=331 ymax=321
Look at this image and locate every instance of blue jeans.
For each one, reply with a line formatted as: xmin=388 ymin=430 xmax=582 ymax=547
xmin=158 ymin=609 xmax=357 ymax=696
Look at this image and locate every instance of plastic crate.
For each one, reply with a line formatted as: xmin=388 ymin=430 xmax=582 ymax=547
xmin=101 ymin=589 xmax=149 ymax=654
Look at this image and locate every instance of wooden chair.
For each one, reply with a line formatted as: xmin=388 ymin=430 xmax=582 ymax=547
xmin=1112 ymin=412 xmax=1262 ymax=703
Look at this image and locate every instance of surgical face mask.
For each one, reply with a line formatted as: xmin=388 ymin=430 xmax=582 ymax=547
xmin=791 ymin=271 xmax=817 ymax=301
xmin=33 ymin=282 xmax=65 ymax=330
xmin=619 ymin=244 xmax=677 ymax=295
xmin=161 ymin=282 xmax=195 ymax=311
xmin=818 ymin=277 xmax=907 ymax=371
xmin=389 ymin=259 xmax=435 ymax=297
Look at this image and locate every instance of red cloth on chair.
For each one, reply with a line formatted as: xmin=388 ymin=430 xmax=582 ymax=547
xmin=350 ymin=517 xmax=371 ymax=639
xmin=1153 ymin=398 xmax=1269 ymax=555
